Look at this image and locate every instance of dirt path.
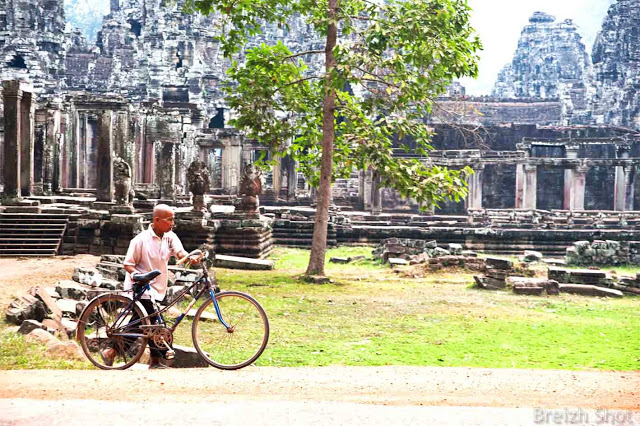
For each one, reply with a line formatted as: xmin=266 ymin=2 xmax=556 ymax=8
xmin=1 ymin=367 xmax=639 ymax=410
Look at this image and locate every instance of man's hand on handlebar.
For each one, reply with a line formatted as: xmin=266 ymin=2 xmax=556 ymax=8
xmin=178 ymin=249 xmax=205 ymax=266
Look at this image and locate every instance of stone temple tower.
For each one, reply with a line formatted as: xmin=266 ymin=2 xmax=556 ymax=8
xmin=0 ymin=0 xmax=68 ymax=93
xmin=590 ymin=0 xmax=640 ymax=130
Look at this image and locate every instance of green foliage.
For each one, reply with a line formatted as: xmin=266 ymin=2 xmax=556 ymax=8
xmin=184 ymin=0 xmax=482 ymax=207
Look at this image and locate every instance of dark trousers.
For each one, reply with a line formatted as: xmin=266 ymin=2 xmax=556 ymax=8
xmin=128 ymin=299 xmax=167 ymax=359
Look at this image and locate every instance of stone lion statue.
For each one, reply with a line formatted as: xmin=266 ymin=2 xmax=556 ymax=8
xmin=239 ymin=162 xmax=263 ymax=216
xmin=187 ymin=159 xmax=210 ymax=212
xmin=114 ymin=156 xmax=134 ymax=205
xmin=187 ymin=158 xmax=210 ymax=196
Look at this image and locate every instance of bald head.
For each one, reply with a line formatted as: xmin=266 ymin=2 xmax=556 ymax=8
xmin=153 ymin=204 xmax=174 ymax=219
xmin=152 ymin=204 xmax=175 ymax=237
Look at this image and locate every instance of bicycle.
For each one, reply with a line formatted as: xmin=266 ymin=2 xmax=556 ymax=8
xmin=76 ymin=250 xmax=269 ymax=370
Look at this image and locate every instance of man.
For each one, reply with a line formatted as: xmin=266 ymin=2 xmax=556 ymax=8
xmin=102 ymin=204 xmax=200 ymax=369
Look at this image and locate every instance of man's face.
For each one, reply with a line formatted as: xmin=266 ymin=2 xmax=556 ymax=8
xmin=154 ymin=210 xmax=175 ymax=234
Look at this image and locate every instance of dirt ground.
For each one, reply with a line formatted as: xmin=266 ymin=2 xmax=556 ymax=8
xmin=0 ymin=255 xmax=100 ymax=309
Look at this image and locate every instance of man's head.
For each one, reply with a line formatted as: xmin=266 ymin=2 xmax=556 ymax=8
xmin=152 ymin=204 xmax=175 ymax=236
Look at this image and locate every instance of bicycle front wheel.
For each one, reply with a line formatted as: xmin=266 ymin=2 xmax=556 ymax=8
xmin=192 ymin=291 xmax=269 ymax=370
xmin=77 ymin=294 xmax=149 ymax=370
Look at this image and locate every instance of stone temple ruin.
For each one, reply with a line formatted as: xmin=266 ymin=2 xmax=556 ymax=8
xmin=0 ymin=0 xmax=640 ymax=266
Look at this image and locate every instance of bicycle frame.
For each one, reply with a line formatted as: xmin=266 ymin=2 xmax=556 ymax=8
xmin=109 ymin=261 xmax=230 ymax=340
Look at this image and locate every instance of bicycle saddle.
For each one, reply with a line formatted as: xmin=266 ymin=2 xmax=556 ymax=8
xmin=132 ymin=269 xmax=161 ymax=283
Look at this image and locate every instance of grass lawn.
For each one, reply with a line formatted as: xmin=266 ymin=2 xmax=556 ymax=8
xmin=1 ymin=246 xmax=639 ymax=370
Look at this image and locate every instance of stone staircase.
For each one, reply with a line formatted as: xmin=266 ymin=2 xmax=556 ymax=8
xmin=0 ymin=213 xmax=68 ymax=257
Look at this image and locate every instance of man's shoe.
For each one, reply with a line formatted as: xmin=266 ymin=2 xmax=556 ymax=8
xmin=149 ymin=363 xmax=170 ymax=369
xmin=101 ymin=348 xmax=117 ymax=367
xmin=148 ymin=357 xmax=170 ymax=369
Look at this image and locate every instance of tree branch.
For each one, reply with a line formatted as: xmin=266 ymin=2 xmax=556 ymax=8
xmin=272 ymin=76 xmax=322 ymax=95
xmin=285 ymin=50 xmax=326 ymax=60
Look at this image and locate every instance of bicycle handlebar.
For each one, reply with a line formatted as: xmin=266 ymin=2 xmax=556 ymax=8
xmin=176 ymin=249 xmax=205 ymax=266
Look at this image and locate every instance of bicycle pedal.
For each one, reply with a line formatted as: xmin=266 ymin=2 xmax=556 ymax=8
xmin=166 ymin=350 xmax=175 ymax=360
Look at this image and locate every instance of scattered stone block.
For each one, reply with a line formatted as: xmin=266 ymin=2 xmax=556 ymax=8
xmin=171 ymin=345 xmax=210 ymax=368
xmin=548 ymin=267 xmax=569 ymax=283
xmin=542 ymin=258 xmax=565 ymax=266
xmin=302 ymin=275 xmax=331 ymax=284
xmin=329 ymin=257 xmax=350 ymax=264
xmin=55 ymin=281 xmax=92 ymax=300
xmin=545 ymin=280 xmax=560 ymax=295
xmin=485 ymin=257 xmax=513 ymax=270
xmin=5 ymin=294 xmax=47 ymax=325
xmin=523 ymin=250 xmax=543 ymax=262
xmin=434 ymin=247 xmax=451 ymax=257
xmin=558 ymin=284 xmax=623 ymax=298
xmin=60 ymin=318 xmax=78 ymax=337
xmin=213 ymin=254 xmax=275 ymax=270
xmin=72 ymin=267 xmax=101 ymax=285
xmin=44 ymin=341 xmax=85 ymax=361
xmin=513 ymin=286 xmax=545 ymax=296
xmin=18 ymin=320 xmax=46 ymax=335
xmin=25 ymin=329 xmax=60 ymax=347
xmin=56 ymin=299 xmax=87 ymax=318
xmin=461 ymin=250 xmax=478 ymax=257
xmin=448 ymin=243 xmax=463 ymax=255
xmin=388 ymin=258 xmax=408 ymax=266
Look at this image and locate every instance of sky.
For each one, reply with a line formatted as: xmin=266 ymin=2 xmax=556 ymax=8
xmin=460 ymin=0 xmax=616 ymax=95
xmin=66 ymin=0 xmax=616 ymax=96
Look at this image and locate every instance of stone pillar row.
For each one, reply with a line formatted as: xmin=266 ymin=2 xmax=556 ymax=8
xmin=2 ymin=80 xmax=35 ymax=202
xmin=467 ymin=164 xmax=484 ymax=210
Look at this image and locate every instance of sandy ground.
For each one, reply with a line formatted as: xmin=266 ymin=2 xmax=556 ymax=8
xmin=0 ymin=255 xmax=100 ymax=308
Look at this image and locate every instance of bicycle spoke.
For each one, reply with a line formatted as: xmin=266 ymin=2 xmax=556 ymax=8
xmin=192 ymin=291 xmax=269 ymax=370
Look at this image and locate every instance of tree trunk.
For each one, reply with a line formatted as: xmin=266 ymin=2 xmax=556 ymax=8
xmin=305 ymin=0 xmax=338 ymax=277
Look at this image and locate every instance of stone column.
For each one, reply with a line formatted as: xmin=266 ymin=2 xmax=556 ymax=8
xmin=221 ymin=138 xmax=242 ymax=194
xmin=33 ymin=112 xmax=46 ymax=195
xmin=563 ymin=144 xmax=579 ymax=210
xmin=2 ymin=81 xmax=24 ymax=201
xmin=371 ymin=170 xmax=382 ymax=215
xmin=20 ymin=91 xmax=35 ymax=196
xmin=158 ymin=142 xmax=176 ymax=199
xmin=95 ymin=110 xmax=114 ymax=202
xmin=614 ymin=146 xmax=631 ymax=211
xmin=43 ymin=109 xmax=60 ymax=195
xmin=467 ymin=164 xmax=484 ymax=210
xmin=284 ymin=155 xmax=297 ymax=201
xmin=272 ymin=155 xmax=282 ymax=197
xmin=523 ymin=164 xmax=537 ymax=210
xmin=113 ymin=111 xmax=133 ymax=168
xmin=62 ymin=111 xmax=73 ymax=189
xmin=515 ymin=163 xmax=525 ymax=209
xmin=362 ymin=168 xmax=373 ymax=211
xmin=571 ymin=165 xmax=588 ymax=211
xmin=624 ymin=166 xmax=635 ymax=211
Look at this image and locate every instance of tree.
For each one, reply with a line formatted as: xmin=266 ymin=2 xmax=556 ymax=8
xmin=185 ymin=0 xmax=482 ymax=276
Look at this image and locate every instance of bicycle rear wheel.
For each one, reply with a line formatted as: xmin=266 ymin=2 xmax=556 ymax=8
xmin=192 ymin=291 xmax=269 ymax=370
xmin=77 ymin=294 xmax=149 ymax=370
